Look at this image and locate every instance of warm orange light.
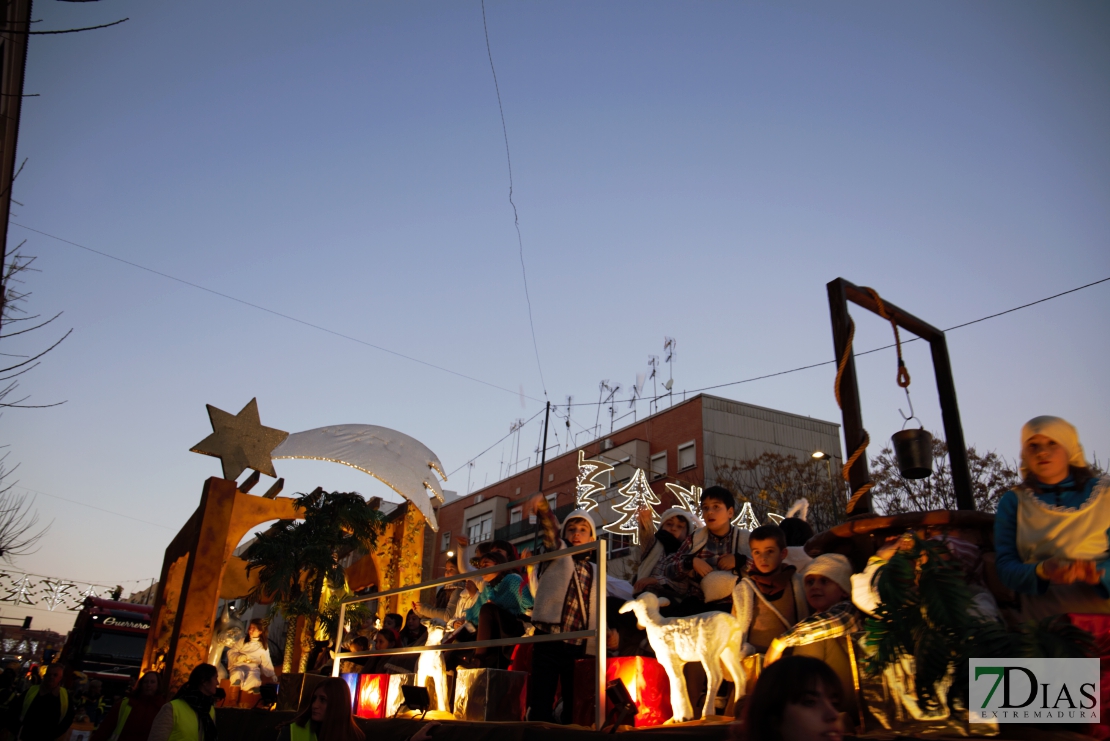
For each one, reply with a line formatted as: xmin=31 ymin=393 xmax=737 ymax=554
xmin=356 ymin=674 xmax=389 ymax=719
xmin=606 ymin=656 xmax=672 ymax=727
xmin=617 ymin=662 xmax=639 ymax=704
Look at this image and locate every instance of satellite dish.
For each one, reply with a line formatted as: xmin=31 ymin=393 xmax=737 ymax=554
xmin=663 ymin=379 xmax=674 ymax=391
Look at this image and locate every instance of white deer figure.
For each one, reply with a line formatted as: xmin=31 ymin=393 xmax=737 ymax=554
xmin=417 ymin=619 xmax=449 ymax=712
xmin=619 ymin=593 xmax=745 ymax=722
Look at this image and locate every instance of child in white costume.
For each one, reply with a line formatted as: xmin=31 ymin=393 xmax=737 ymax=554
xmin=226 ymin=619 xmax=278 ymax=692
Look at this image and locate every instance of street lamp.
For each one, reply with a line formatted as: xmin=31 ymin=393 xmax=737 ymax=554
xmin=812 ymin=451 xmax=834 ymax=496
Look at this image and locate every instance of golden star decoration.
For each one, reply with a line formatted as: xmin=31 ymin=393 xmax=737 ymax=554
xmin=190 ymin=398 xmax=289 ymax=481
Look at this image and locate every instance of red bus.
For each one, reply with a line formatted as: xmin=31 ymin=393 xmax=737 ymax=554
xmin=59 ymin=597 xmax=153 ymax=695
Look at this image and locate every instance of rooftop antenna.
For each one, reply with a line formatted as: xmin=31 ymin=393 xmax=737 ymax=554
xmin=647 ymin=355 xmax=659 ymax=414
xmin=509 ymin=418 xmax=525 ymax=475
xmin=605 ymin=382 xmax=622 ymax=434
xmin=565 ymin=395 xmax=573 ymax=454
xmin=467 ymin=460 xmax=475 ymax=493
xmin=595 ymin=381 xmax=609 ymax=439
xmin=630 ymin=372 xmax=645 ymax=423
xmin=663 ymin=336 xmax=677 ymax=408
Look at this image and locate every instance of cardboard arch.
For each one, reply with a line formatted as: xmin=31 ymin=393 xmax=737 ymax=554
xmin=142 ymin=477 xmax=421 ymax=692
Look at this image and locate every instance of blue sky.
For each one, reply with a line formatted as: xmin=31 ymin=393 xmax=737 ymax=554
xmin=4 ymin=1 xmax=1108 ymax=632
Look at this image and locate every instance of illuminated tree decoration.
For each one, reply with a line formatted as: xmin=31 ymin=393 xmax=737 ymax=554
xmin=732 ymin=502 xmax=760 ymax=531
xmin=665 ymin=482 xmax=702 ymax=520
xmin=2 ymin=574 xmax=34 ymax=606
xmin=767 ymin=513 xmax=785 ymax=525
xmin=70 ymin=583 xmax=99 ymax=610
xmin=575 ymin=450 xmax=614 ymax=512
xmin=41 ymin=580 xmax=76 ymax=612
xmin=603 ymin=469 xmax=661 ymax=545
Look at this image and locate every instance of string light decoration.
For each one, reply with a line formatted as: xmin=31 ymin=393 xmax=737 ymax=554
xmin=664 ymin=482 xmax=702 ymax=521
xmin=40 ymin=580 xmax=76 ymax=612
xmin=767 ymin=513 xmax=785 ymax=525
xmin=603 ymin=469 xmax=661 ymax=545
xmin=732 ymin=502 xmax=760 ymax=531
xmin=575 ymin=450 xmax=614 ymax=512
xmin=2 ymin=575 xmax=34 ymax=606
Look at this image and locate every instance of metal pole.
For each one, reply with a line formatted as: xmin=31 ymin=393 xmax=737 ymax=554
xmin=595 ymin=538 xmax=608 ymax=731
xmin=331 ymin=601 xmax=346 ymax=678
xmin=538 ymin=401 xmax=551 ymax=494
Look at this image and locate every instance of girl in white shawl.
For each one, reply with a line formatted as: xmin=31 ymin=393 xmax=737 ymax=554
xmin=226 ymin=618 xmax=277 ymax=692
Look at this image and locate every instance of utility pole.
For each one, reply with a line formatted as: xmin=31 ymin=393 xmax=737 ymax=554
xmin=0 ymin=0 xmax=33 ymax=333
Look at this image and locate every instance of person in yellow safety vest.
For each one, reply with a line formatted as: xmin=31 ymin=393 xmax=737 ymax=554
xmin=12 ymin=663 xmax=74 ymax=741
xmin=275 ymin=678 xmax=364 ymax=741
xmin=147 ymin=664 xmax=219 ymax=741
xmin=89 ymin=671 xmax=165 ymax=741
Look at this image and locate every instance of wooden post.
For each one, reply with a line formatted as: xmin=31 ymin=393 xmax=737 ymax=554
xmin=827 ymin=280 xmax=872 ymax=513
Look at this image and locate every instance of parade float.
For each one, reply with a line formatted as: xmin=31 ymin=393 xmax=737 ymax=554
xmin=141 ymin=279 xmax=1108 ymax=740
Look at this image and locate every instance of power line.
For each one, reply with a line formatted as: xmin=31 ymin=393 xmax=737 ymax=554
xmin=561 ymin=275 xmax=1110 ymax=406
xmin=444 ymin=275 xmax=1110 ymax=483
xmin=11 ymin=222 xmax=547 ymax=405
xmin=480 ymin=0 xmax=547 ymax=398
xmin=446 ymin=406 xmax=545 ymax=478
xmin=11 ymin=484 xmax=175 ymax=530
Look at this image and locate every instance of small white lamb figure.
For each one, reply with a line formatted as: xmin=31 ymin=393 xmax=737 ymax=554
xmin=619 ymin=593 xmax=745 ymax=723
xmin=417 ymin=619 xmax=449 ymax=712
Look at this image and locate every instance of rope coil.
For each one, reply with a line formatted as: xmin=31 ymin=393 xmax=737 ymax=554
xmin=834 ymin=314 xmax=873 ymax=514
xmin=835 ymin=286 xmax=910 ymax=514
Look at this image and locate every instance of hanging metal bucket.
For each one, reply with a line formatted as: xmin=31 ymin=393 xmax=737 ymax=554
xmin=891 ymin=428 xmax=933 ymax=479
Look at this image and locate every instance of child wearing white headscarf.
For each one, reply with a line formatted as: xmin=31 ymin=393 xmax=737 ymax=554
xmin=994 ymin=416 xmax=1110 ymax=620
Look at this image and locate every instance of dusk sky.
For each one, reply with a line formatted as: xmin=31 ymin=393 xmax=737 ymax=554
xmin=4 ymin=0 xmax=1108 ymax=633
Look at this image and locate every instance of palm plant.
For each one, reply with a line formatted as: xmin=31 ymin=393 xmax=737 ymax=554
xmin=243 ymin=489 xmax=385 ymax=673
xmin=864 ymin=534 xmax=1093 ymax=712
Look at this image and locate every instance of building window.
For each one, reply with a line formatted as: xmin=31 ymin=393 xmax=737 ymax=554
xmin=467 ymin=513 xmax=493 ymax=544
xmin=546 ymin=493 xmax=557 ymax=511
xmin=678 ymin=441 xmax=697 ymax=471
xmin=510 ymin=506 xmax=523 ymax=524
xmin=605 ymin=532 xmax=633 ymax=555
xmin=440 ymin=531 xmax=451 ymax=552
xmin=650 ymin=451 xmax=667 ymax=480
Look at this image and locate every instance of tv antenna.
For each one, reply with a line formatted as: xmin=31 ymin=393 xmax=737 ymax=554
xmin=594 ymin=381 xmax=609 ymax=439
xmin=564 ymin=396 xmax=573 ymax=451
xmin=663 ymin=337 xmax=677 ymax=407
xmin=629 ymin=372 xmax=645 ymax=423
xmin=509 ymin=418 xmax=525 ymax=475
xmin=603 ymin=382 xmax=622 ymax=434
xmin=647 ymin=355 xmax=660 ymax=414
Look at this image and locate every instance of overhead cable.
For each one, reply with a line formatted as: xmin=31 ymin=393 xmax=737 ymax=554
xmin=480 ymin=0 xmax=548 ymax=398
xmin=12 ymin=223 xmax=546 ymax=404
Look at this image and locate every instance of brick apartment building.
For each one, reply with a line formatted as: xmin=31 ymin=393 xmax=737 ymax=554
xmin=426 ymin=394 xmax=844 ymax=581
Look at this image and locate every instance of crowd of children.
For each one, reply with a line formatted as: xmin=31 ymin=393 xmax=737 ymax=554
xmin=337 ymin=414 xmax=1108 ymax=732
